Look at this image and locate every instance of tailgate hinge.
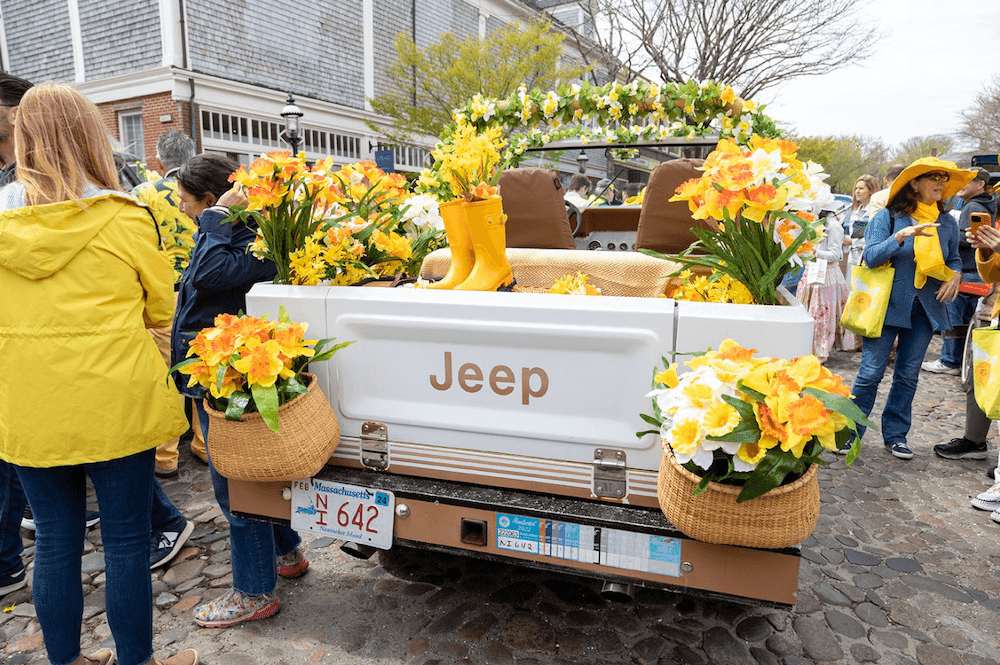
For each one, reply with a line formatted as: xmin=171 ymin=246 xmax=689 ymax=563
xmin=360 ymin=422 xmax=389 ymax=469
xmin=592 ymin=448 xmax=627 ymax=499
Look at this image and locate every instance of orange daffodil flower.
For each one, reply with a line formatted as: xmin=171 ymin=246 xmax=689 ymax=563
xmin=667 ymin=136 xmax=835 ymax=298
xmin=173 ymin=307 xmax=354 ymax=435
xmin=646 ymin=339 xmax=860 ymax=478
xmin=232 ymin=338 xmax=286 ymax=388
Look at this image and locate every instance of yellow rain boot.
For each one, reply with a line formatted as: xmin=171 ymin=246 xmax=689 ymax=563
xmin=427 ymin=199 xmax=475 ymax=289
xmin=455 ymin=197 xmax=514 ymax=291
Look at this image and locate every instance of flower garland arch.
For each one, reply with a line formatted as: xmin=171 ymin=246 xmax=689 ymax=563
xmin=443 ymin=79 xmax=782 ymax=163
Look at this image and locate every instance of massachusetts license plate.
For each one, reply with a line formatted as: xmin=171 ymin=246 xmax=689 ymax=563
xmin=289 ymin=478 xmax=395 ymax=550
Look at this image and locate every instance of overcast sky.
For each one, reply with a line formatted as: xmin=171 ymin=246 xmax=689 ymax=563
xmin=762 ymin=0 xmax=1000 ymax=149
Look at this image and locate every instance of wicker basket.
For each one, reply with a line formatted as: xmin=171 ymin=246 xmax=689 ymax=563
xmin=203 ymin=373 xmax=340 ymax=481
xmin=656 ymin=445 xmax=819 ymax=549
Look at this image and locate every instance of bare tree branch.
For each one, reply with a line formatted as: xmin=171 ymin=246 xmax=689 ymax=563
xmin=555 ymin=0 xmax=879 ymax=97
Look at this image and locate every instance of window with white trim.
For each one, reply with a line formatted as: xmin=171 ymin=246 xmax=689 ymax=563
xmin=118 ymin=111 xmax=144 ymax=162
xmin=201 ymin=109 xmax=364 ymax=162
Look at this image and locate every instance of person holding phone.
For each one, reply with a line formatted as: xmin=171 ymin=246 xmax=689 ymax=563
xmin=849 ymin=158 xmax=976 ymax=460
xmin=923 ymin=167 xmax=996 ymax=380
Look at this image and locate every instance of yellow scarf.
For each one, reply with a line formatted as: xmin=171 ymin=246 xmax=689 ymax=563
xmin=911 ymin=202 xmax=954 ymax=288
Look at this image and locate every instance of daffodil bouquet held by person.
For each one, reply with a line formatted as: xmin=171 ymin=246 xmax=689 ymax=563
xmin=639 ymin=340 xmax=874 ymax=502
xmin=646 ymin=137 xmax=834 ymax=306
xmin=171 ymin=307 xmax=353 ymax=434
xmin=231 ymin=153 xmax=443 ymax=286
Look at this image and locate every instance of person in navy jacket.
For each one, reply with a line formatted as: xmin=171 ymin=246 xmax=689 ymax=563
xmin=850 ymin=157 xmax=976 ymax=460
xmin=169 ymin=154 xmax=306 ymax=628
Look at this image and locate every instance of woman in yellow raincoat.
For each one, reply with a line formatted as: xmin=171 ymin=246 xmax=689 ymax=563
xmin=0 ymin=84 xmax=196 ymax=665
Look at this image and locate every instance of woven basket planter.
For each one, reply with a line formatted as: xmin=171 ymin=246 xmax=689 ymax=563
xmin=657 ymin=445 xmax=819 ymax=549
xmin=203 ymin=373 xmax=340 ymax=482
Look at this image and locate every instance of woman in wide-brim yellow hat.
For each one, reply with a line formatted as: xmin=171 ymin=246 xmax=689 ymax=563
xmin=848 ymin=157 xmax=976 ymax=460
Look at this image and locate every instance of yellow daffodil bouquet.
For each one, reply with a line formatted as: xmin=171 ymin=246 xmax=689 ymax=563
xmin=549 ymin=272 xmax=602 ymax=295
xmin=429 ymin=121 xmax=509 ymax=202
xmin=237 ymin=155 xmax=444 ymax=286
xmin=667 ymin=270 xmax=755 ymax=304
xmin=231 ymin=151 xmax=343 ymax=284
xmin=171 ymin=307 xmax=354 ymax=434
xmin=639 ymin=340 xmax=874 ymax=503
xmin=643 ymin=137 xmax=834 ymax=306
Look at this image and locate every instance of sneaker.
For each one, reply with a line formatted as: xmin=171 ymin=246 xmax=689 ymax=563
xmin=0 ymin=567 xmax=26 ymax=596
xmin=147 ymin=649 xmax=198 ymax=665
xmin=885 ymin=442 xmax=914 ymax=459
xmin=921 ymin=359 xmax=960 ymax=375
xmin=972 ymin=481 xmax=1000 ymax=511
xmin=992 ymin=509 xmax=1000 ymax=524
xmin=192 ymin=588 xmax=280 ymax=628
xmin=21 ymin=505 xmax=35 ymax=531
xmin=933 ymin=437 xmax=989 ymax=460
xmin=23 ymin=507 xmax=99 ymax=530
xmin=69 ymin=649 xmax=116 ymax=665
xmin=150 ymin=517 xmax=195 ymax=570
xmin=836 ymin=432 xmax=857 ymax=456
xmin=155 ymin=464 xmax=179 ymax=479
xmin=276 ymin=549 xmax=309 ymax=579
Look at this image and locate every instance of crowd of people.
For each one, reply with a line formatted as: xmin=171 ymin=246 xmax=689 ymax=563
xmin=0 ymin=74 xmax=311 ymax=665
xmin=805 ymin=156 xmax=1000 ymax=522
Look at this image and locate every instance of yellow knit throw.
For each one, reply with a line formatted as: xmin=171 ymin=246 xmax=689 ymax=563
xmin=912 ymin=202 xmax=953 ymax=288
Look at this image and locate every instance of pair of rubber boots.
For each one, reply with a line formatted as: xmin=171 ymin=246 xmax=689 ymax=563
xmin=428 ymin=198 xmax=514 ymax=291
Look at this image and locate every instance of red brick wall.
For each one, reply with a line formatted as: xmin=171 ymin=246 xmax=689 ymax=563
xmin=97 ymin=92 xmax=199 ymax=173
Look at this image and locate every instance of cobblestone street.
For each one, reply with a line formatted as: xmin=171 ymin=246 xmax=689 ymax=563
xmin=2 ymin=337 xmax=999 ymax=665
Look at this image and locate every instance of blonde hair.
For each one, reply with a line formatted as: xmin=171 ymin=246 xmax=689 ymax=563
xmin=15 ymin=83 xmax=121 ymax=206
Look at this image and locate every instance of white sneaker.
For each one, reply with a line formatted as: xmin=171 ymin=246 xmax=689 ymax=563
xmin=971 ymin=481 xmax=1000 ymax=511
xmin=921 ymin=359 xmax=960 ymax=375
xmin=992 ymin=509 xmax=1000 ymax=524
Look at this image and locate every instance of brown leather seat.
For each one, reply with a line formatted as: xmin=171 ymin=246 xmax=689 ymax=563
xmin=497 ymin=168 xmax=576 ymax=250
xmin=635 ymin=158 xmax=717 ymax=254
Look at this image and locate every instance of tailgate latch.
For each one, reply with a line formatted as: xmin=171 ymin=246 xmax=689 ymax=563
xmin=592 ymin=449 xmax=626 ymax=498
xmin=360 ymin=422 xmax=389 ymax=469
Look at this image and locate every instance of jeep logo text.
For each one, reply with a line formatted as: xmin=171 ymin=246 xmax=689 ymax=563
xmin=430 ymin=351 xmax=548 ymax=405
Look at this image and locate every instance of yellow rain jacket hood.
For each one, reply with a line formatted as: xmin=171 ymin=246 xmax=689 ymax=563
xmin=0 ymin=190 xmax=187 ymax=467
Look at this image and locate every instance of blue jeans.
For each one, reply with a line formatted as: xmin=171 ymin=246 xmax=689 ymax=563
xmin=151 ymin=476 xmax=183 ymax=530
xmin=16 ymin=450 xmax=155 ymax=665
xmin=940 ymin=282 xmax=981 ymax=367
xmin=194 ymin=400 xmax=300 ymax=596
xmin=0 ymin=460 xmax=27 ymax=579
xmin=851 ymin=299 xmax=936 ymax=445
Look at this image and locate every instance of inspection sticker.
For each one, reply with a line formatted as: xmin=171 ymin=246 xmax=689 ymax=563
xmin=544 ymin=521 xmax=682 ymax=576
xmin=496 ymin=513 xmax=541 ymax=554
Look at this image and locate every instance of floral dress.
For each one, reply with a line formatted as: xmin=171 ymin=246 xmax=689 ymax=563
xmin=796 ymin=215 xmax=849 ymax=362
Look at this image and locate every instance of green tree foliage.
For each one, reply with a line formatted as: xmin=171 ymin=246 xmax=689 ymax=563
xmin=794 ymin=133 xmax=959 ymax=193
xmin=368 ymin=20 xmax=589 ymax=143
xmin=892 ymin=135 xmax=955 ymax=169
xmin=794 ymin=135 xmax=886 ymax=194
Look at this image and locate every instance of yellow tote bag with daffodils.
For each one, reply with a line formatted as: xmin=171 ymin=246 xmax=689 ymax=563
xmin=840 ymin=263 xmax=894 ymax=338
xmin=971 ymin=326 xmax=1000 ymax=419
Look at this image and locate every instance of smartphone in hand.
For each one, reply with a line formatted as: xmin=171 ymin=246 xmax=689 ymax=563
xmin=970 ymin=212 xmax=992 ymax=236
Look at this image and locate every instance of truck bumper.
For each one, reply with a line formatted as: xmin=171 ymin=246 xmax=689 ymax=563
xmin=230 ymin=466 xmax=801 ymax=608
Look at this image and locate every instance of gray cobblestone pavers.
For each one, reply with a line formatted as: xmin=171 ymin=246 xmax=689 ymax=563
xmin=3 ymin=338 xmax=1000 ymax=663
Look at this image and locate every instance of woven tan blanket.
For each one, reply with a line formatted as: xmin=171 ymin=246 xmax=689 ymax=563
xmin=420 ymin=248 xmax=684 ymax=298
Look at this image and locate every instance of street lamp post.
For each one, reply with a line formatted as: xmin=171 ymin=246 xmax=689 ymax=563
xmin=280 ymin=93 xmax=304 ymax=154
xmin=576 ymin=149 xmax=589 ymax=174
